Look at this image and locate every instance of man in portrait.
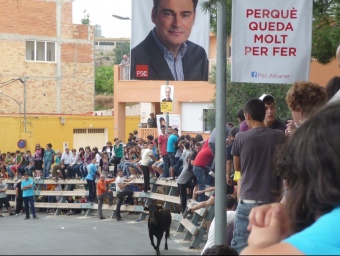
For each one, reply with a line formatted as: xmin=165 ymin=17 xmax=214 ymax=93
xmin=131 ymin=0 xmax=208 ymax=81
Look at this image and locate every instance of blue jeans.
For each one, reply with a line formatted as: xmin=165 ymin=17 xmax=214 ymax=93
xmin=44 ymin=161 xmax=52 ymax=178
xmin=23 ymin=196 xmax=36 ymax=218
xmin=193 ymin=166 xmax=206 ymax=202
xmin=167 ymin=152 xmax=176 ymax=168
xmin=231 ymin=202 xmax=258 ymax=253
xmin=162 ymin=155 xmax=170 ymax=177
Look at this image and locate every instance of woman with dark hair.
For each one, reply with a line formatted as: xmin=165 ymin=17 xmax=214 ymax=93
xmin=241 ymin=102 xmax=340 ymax=255
xmin=110 ymin=138 xmax=123 ymax=177
xmin=34 ymin=144 xmax=45 ymax=180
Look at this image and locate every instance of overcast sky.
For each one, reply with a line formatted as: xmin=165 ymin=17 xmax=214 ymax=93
xmin=72 ymin=0 xmax=132 ymax=38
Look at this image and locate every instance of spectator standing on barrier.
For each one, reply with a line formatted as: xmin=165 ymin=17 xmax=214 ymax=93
xmin=177 ymin=142 xmax=194 ymax=214
xmin=110 ymin=138 xmax=123 ymax=177
xmin=0 ymin=177 xmax=14 ymax=217
xmin=115 ymin=170 xmax=136 ymax=221
xmin=86 ymin=158 xmax=101 ymax=203
xmin=60 ymin=147 xmax=72 ymax=180
xmin=97 ymin=174 xmax=115 ymax=220
xmin=193 ymin=141 xmax=214 ymax=202
xmin=22 ymin=172 xmax=38 ymax=219
xmin=15 ymin=177 xmax=24 ymax=216
xmin=166 ymin=128 xmax=179 ymax=180
xmin=140 ymin=142 xmax=157 ymax=193
xmin=231 ymin=99 xmax=285 ymax=253
xmin=34 ymin=144 xmax=45 ymax=180
xmin=158 ymin=125 xmax=169 ymax=178
xmin=207 ymin=124 xmax=231 ymax=177
xmin=43 ymin=143 xmax=55 ymax=179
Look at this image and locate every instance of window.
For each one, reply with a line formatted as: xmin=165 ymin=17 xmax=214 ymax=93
xmin=26 ymin=41 xmax=56 ymax=62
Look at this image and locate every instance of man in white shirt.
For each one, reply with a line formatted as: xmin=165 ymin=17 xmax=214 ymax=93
xmin=140 ymin=142 xmax=157 ymax=193
xmin=60 ymin=147 xmax=73 ymax=180
xmin=115 ymin=170 xmax=135 ymax=221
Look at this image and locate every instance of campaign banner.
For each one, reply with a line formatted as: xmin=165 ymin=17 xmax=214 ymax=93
xmin=231 ymin=0 xmax=313 ymax=84
xmin=160 ymin=85 xmax=174 ymax=113
xmin=156 ymin=114 xmax=181 ymax=136
xmin=130 ymin=0 xmax=210 ymax=81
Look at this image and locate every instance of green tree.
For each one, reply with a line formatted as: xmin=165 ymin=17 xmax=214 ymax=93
xmin=206 ymin=65 xmax=291 ymax=128
xmin=81 ymin=9 xmax=90 ymax=25
xmin=95 ymin=66 xmax=114 ymax=94
xmin=202 ymin=0 xmax=340 ymax=64
xmin=113 ymin=41 xmax=130 ymax=64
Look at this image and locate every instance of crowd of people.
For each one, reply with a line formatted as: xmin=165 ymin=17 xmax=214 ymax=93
xmin=1 ymin=75 xmax=340 ymax=254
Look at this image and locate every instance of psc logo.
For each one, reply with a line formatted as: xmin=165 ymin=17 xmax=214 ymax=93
xmin=136 ymin=65 xmax=149 ymax=78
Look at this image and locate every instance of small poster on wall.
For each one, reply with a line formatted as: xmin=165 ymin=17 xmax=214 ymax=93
xmin=156 ymin=114 xmax=181 ymax=136
xmin=160 ymin=85 xmax=174 ymax=113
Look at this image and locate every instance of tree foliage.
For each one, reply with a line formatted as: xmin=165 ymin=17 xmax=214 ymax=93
xmin=113 ymin=41 xmax=131 ymax=64
xmin=206 ymin=65 xmax=291 ymax=127
xmin=95 ymin=66 xmax=114 ymax=94
xmin=81 ymin=10 xmax=90 ymax=25
xmin=203 ymin=0 xmax=340 ymax=64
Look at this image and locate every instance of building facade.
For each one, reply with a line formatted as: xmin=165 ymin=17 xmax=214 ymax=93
xmin=0 ymin=0 xmax=94 ymax=115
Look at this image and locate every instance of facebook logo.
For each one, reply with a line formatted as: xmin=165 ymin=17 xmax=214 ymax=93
xmin=251 ymin=71 xmax=257 ymax=78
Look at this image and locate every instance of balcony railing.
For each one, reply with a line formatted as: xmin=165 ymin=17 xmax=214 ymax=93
xmin=118 ymin=64 xmax=130 ymax=81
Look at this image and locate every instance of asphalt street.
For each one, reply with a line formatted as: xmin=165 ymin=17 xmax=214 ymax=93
xmin=1 ymin=210 xmax=202 ymax=255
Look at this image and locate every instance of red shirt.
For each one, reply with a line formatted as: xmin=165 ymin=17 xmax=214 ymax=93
xmin=194 ymin=147 xmax=214 ymax=168
xmin=158 ymin=133 xmax=169 ymax=156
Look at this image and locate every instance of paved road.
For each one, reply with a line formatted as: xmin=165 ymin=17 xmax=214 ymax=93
xmin=1 ymin=210 xmax=202 ymax=255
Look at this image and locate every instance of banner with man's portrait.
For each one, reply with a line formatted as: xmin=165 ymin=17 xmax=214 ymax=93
xmin=130 ymin=0 xmax=210 ymax=81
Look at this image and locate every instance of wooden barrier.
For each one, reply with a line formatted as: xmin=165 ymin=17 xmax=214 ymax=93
xmin=4 ymin=177 xmax=213 ymax=249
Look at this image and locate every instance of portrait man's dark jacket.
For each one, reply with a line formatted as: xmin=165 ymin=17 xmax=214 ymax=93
xmin=131 ymin=31 xmax=208 ymax=81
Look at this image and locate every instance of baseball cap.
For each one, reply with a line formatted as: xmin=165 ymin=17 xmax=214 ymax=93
xmin=259 ymin=94 xmax=275 ymax=102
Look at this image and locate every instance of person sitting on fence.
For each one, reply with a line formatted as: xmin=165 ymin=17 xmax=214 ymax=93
xmin=67 ymin=149 xmax=79 ymax=179
xmin=24 ymin=151 xmax=35 ymax=177
xmin=60 ymin=147 xmax=73 ymax=180
xmin=0 ymin=165 xmax=8 ymax=179
xmin=51 ymin=150 xmax=62 ymax=181
xmin=6 ymin=152 xmax=15 ymax=179
xmin=97 ymin=174 xmax=115 ymax=220
xmin=183 ymin=184 xmax=235 ymax=219
xmin=0 ymin=176 xmax=14 ymax=217
xmin=72 ymin=147 xmax=84 ymax=180
xmin=11 ymin=150 xmax=23 ymax=180
xmin=80 ymin=146 xmax=93 ymax=180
